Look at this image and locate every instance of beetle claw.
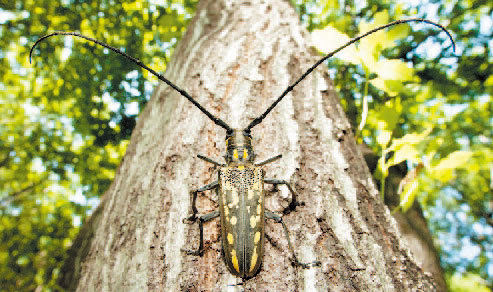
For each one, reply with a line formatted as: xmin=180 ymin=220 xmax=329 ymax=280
xmin=283 ymin=200 xmax=302 ymax=215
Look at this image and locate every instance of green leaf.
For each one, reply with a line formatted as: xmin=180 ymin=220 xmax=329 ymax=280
xmin=373 ymin=11 xmax=389 ymax=25
xmin=371 ymin=100 xmax=402 ymax=132
xmin=448 ymin=273 xmax=491 ymax=292
xmin=430 ymin=151 xmax=474 ymax=183
xmin=388 ymin=129 xmax=432 ymax=152
xmin=311 ymin=26 xmax=360 ymax=65
xmin=370 ymin=77 xmax=398 ymax=96
xmin=376 ymin=130 xmax=392 ymax=147
xmin=384 ymin=79 xmax=404 ymax=95
xmin=485 ymin=75 xmax=493 ymax=87
xmin=399 ymin=179 xmax=419 ymax=212
xmin=389 ymin=144 xmax=420 ymax=166
xmin=374 ymin=59 xmax=414 ymax=81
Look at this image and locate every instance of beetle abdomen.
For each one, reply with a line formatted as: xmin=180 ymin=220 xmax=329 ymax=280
xmin=218 ymin=165 xmax=264 ymax=278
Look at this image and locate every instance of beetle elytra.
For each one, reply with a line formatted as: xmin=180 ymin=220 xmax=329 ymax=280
xmin=30 ymin=18 xmax=454 ymax=278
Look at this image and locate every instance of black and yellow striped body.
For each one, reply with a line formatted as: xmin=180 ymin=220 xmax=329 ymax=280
xmin=218 ymin=164 xmax=265 ymax=278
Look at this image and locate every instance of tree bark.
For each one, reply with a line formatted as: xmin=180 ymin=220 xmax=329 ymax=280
xmin=60 ymin=0 xmax=440 ymax=290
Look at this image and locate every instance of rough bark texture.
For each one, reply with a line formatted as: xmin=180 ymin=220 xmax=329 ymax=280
xmin=60 ymin=0 xmax=441 ymax=290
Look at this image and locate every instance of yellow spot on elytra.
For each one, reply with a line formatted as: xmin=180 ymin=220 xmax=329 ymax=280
xmin=248 ymin=189 xmax=254 ymax=200
xmin=238 ymin=165 xmax=244 ymax=170
xmin=243 ymin=149 xmax=248 ymax=159
xmin=254 ymin=231 xmax=261 ymax=244
xmin=250 ymin=216 xmax=256 ymax=228
xmin=227 ymin=233 xmax=234 ymax=244
xmin=224 ymin=206 xmax=229 ymax=217
xmin=257 ymin=205 xmax=261 ymax=214
xmin=233 ymin=149 xmax=239 ymax=160
xmin=231 ymin=250 xmax=239 ymax=272
xmin=249 ymin=247 xmax=258 ymax=272
xmin=230 ymin=216 xmax=237 ymax=225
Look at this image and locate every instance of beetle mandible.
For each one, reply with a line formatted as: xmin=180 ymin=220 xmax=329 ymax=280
xmin=30 ymin=18 xmax=455 ymax=278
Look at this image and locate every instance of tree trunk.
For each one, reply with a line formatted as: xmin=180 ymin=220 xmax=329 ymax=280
xmin=60 ymin=0 xmax=440 ymax=290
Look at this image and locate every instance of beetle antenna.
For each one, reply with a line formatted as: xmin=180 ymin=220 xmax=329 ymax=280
xmin=30 ymin=31 xmax=233 ymax=134
xmin=244 ymin=18 xmax=456 ymax=134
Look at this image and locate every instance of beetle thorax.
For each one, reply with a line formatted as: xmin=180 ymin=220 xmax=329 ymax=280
xmin=225 ymin=129 xmax=255 ymax=165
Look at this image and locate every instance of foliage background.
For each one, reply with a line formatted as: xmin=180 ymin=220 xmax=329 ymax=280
xmin=1 ymin=0 xmax=491 ymax=291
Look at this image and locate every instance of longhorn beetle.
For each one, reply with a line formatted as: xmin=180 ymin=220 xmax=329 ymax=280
xmin=30 ymin=19 xmax=455 ymax=278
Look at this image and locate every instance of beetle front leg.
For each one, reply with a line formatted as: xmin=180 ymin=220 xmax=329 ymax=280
xmin=264 ymin=179 xmax=300 ymax=214
xmin=183 ymin=181 xmax=218 ymax=224
xmin=181 ymin=211 xmax=220 ymax=256
xmin=254 ymin=154 xmax=282 ymax=166
xmin=265 ymin=211 xmax=321 ymax=268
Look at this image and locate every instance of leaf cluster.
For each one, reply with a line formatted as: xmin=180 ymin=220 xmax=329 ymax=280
xmin=1 ymin=0 xmax=197 ymax=290
xmin=304 ymin=0 xmax=492 ymax=289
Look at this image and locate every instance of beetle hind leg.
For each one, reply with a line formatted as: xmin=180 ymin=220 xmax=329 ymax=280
xmin=264 ymin=179 xmax=301 ymax=215
xmin=181 ymin=210 xmax=220 ymax=256
xmin=265 ymin=211 xmax=321 ymax=268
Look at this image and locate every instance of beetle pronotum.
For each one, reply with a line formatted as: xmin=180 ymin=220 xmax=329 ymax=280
xmin=30 ymin=19 xmax=455 ymax=278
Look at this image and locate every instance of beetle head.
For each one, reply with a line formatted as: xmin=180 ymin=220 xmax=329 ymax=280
xmin=225 ymin=129 xmax=255 ymax=164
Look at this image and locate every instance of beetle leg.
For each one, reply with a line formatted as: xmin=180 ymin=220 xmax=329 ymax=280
xmin=254 ymin=154 xmax=282 ymax=166
xmin=265 ymin=211 xmax=321 ymax=268
xmin=197 ymin=154 xmax=225 ymax=167
xmin=264 ymin=179 xmax=299 ymax=214
xmin=183 ymin=181 xmax=219 ymax=224
xmin=181 ymin=211 xmax=220 ymax=256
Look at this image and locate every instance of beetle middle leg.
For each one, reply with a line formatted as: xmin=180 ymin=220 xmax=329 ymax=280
xmin=264 ymin=179 xmax=300 ymax=214
xmin=183 ymin=180 xmax=218 ymax=223
xmin=181 ymin=210 xmax=220 ymax=256
xmin=265 ymin=211 xmax=321 ymax=268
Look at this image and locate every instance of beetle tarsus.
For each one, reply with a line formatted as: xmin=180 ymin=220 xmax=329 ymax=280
xmin=181 ymin=211 xmax=220 ymax=257
xmin=284 ymin=200 xmax=302 ymax=215
xmin=266 ymin=211 xmax=321 ymax=271
xmin=183 ymin=215 xmax=197 ymax=224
